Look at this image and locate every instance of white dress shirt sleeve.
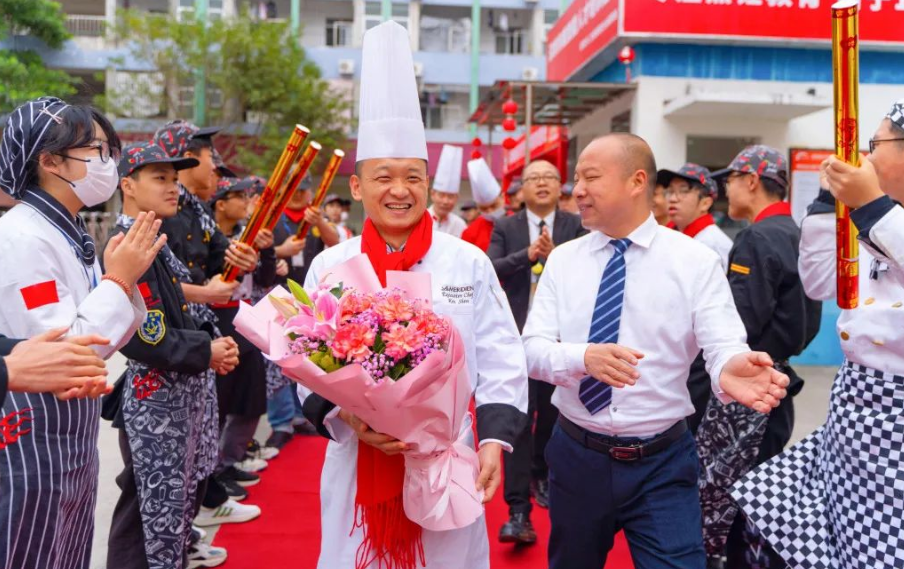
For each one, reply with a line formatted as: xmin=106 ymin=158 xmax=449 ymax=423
xmin=798 ymin=213 xmax=837 ymax=301
xmin=692 ymin=254 xmax=750 ymax=402
xmin=868 ymin=205 xmax=904 ymax=276
xmin=522 ymin=247 xmax=590 ymax=388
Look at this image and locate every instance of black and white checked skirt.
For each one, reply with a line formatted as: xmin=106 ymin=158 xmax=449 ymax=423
xmin=731 ymin=361 xmax=904 ymax=569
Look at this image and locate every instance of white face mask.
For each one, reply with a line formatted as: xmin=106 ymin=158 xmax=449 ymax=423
xmin=340 ymin=211 xmax=349 ymax=223
xmin=55 ymin=156 xmax=119 ymax=207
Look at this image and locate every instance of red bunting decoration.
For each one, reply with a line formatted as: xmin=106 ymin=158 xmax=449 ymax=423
xmin=502 ymin=100 xmax=518 ymax=115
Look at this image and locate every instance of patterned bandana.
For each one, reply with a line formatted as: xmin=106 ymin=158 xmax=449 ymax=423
xmin=23 ymin=186 xmax=96 ymax=268
xmin=886 ymin=98 xmax=904 ymax=129
xmin=180 ymin=184 xmax=219 ymax=237
xmin=0 ymin=97 xmax=72 ymax=198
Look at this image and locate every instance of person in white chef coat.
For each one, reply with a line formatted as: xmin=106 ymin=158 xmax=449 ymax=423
xmin=522 ymin=133 xmax=790 ymax=569
xmin=0 ymin=97 xmax=165 ymax=569
xmin=427 ymin=144 xmax=468 ymax=238
xmin=300 ymin=22 xmax=528 ymax=569
xmin=732 ymin=99 xmax=904 ymax=569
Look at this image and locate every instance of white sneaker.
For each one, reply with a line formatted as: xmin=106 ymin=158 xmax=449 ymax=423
xmin=235 ymin=457 xmax=268 ymax=473
xmin=192 ymin=525 xmax=207 ymax=541
xmin=257 ymin=445 xmax=279 ymax=460
xmin=194 ymin=499 xmax=261 ymax=527
xmin=187 ymin=542 xmax=228 ymax=568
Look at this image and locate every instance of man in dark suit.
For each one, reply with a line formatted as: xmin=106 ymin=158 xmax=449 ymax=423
xmin=488 ymin=159 xmax=587 ymax=545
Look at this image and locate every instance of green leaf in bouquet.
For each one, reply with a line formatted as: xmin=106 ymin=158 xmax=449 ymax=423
xmin=287 ymin=279 xmax=314 ymax=308
xmin=330 ymin=282 xmax=344 ymax=300
xmin=373 ymin=334 xmax=385 ymax=354
xmin=321 ymin=353 xmax=343 ymax=373
xmin=309 ymin=351 xmax=324 ymax=366
xmin=389 ymin=361 xmax=409 ymax=381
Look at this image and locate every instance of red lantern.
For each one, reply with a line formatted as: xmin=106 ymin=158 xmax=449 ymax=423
xmin=502 ymin=99 xmax=518 ymax=115
xmin=471 ymin=137 xmax=482 ymax=148
xmin=618 ymin=46 xmax=636 ymax=65
xmin=471 ymin=150 xmax=482 ymax=159
xmin=502 ymin=118 xmax=517 ymax=132
xmin=502 ymin=137 xmax=517 ymax=151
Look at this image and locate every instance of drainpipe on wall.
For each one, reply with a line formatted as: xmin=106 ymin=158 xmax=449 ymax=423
xmin=469 ymin=0 xmax=480 ymax=138
xmin=193 ymin=0 xmax=207 ymax=126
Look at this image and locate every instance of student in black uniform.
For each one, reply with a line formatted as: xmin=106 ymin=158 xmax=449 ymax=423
xmin=696 ymin=146 xmax=821 ymax=569
xmin=265 ymin=174 xmax=339 ymax=449
xmin=107 ymin=142 xmax=241 ymax=569
xmin=210 ymin=177 xmax=278 ymax=492
xmin=152 ymin=121 xmax=262 ymax=530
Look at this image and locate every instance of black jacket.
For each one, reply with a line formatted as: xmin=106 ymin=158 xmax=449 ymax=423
xmin=487 ymin=209 xmax=587 ymax=332
xmin=162 ymin=192 xmax=231 ymax=285
xmin=728 ymin=213 xmax=822 ymax=377
xmin=0 ymin=336 xmax=22 ymax=408
xmin=272 ymin=212 xmax=326 ymax=286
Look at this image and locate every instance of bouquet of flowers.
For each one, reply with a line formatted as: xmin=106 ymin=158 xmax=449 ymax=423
xmin=234 ymin=254 xmax=483 ymax=535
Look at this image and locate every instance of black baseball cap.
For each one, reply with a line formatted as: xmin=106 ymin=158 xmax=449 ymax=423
xmin=118 ymin=142 xmax=200 ymax=179
xmin=212 ymin=176 xmax=263 ymax=204
xmin=460 ymin=200 xmax=477 ymax=211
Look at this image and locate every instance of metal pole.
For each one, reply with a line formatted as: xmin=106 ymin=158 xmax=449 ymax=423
xmin=469 ymin=0 xmax=480 ymax=138
xmin=193 ymin=0 xmax=207 ymax=126
xmin=524 ymin=83 xmax=533 ymax=167
xmin=560 ymin=0 xmax=570 ymax=15
xmin=382 ymin=0 xmax=391 ymax=21
xmin=291 ymin=0 xmax=300 ymax=36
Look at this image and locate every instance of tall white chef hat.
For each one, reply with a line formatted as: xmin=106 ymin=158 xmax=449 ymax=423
xmin=355 ymin=21 xmax=428 ymax=163
xmin=467 ymin=158 xmax=501 ymax=206
xmin=432 ymin=144 xmax=463 ymax=194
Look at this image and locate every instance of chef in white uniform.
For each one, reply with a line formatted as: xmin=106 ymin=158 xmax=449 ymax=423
xmin=733 ymin=99 xmax=904 ymax=569
xmin=300 ymin=22 xmax=528 ymax=569
xmin=428 ymin=144 xmax=468 ymax=238
xmin=0 ymin=97 xmax=164 ymax=569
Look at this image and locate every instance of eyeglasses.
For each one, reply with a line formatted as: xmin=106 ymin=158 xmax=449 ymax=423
xmin=58 ymin=141 xmax=120 ymax=164
xmin=869 ymin=137 xmax=904 ymax=153
xmin=523 ymin=173 xmax=560 ymax=185
xmin=664 ymin=185 xmax=700 ymax=199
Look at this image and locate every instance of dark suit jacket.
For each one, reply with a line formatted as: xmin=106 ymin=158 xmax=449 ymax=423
xmin=488 ymin=209 xmax=587 ymax=332
xmin=0 ymin=335 xmax=23 ymax=408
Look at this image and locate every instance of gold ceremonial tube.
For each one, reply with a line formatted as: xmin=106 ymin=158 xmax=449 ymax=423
xmin=263 ymin=141 xmax=323 ymax=234
xmin=296 ymin=149 xmax=345 ymax=240
xmin=832 ymin=0 xmax=860 ymax=309
xmin=222 ymin=124 xmax=309 ymax=282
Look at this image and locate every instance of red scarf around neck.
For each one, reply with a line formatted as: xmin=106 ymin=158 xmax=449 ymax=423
xmin=683 ymin=214 xmax=715 ymax=238
xmin=354 ymin=212 xmax=433 ymax=569
xmin=283 ymin=206 xmax=306 ymax=225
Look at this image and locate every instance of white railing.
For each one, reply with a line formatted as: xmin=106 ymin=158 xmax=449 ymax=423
xmin=65 ymin=15 xmax=106 ymax=37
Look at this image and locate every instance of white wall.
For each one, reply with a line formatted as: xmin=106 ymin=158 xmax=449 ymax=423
xmin=299 ymin=0 xmax=354 ymax=48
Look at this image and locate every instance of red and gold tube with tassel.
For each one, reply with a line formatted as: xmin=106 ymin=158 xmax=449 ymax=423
xmin=263 ymin=141 xmax=323 ymax=233
xmin=223 ymin=125 xmax=309 ymax=282
xmin=832 ymin=0 xmax=860 ymax=309
xmin=296 ymin=149 xmax=345 ymax=240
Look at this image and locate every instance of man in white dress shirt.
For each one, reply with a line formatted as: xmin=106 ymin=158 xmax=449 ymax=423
xmin=522 ymin=133 xmax=790 ymax=569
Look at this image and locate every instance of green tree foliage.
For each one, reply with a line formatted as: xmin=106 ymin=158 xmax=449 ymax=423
xmin=104 ymin=8 xmax=351 ymax=175
xmin=0 ymin=0 xmax=78 ymax=111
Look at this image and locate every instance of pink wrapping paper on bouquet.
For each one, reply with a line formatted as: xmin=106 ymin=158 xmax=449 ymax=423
xmin=234 ymin=255 xmax=483 ymax=532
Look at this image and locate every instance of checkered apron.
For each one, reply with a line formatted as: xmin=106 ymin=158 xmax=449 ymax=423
xmin=731 ymin=361 xmax=904 ymax=569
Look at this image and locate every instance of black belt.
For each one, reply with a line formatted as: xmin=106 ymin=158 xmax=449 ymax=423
xmin=557 ymin=416 xmax=687 ymax=462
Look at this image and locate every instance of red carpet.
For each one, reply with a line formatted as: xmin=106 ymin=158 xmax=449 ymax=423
xmin=215 ymin=436 xmax=634 ymax=568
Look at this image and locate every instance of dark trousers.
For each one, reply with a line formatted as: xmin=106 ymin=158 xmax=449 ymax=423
xmin=108 ymin=430 xmax=208 ymax=569
xmin=503 ymin=378 xmax=558 ymax=515
xmin=546 ymin=423 xmax=705 ymax=569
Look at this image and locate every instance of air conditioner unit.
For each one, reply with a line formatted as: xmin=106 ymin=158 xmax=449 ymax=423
xmin=522 ymin=67 xmax=539 ymax=80
xmin=338 ymin=59 xmax=355 ymax=76
xmin=413 ymin=61 xmax=424 ymax=77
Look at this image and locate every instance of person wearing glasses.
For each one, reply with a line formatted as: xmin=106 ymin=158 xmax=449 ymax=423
xmin=733 ymin=100 xmax=904 ymax=569
xmin=488 ymin=159 xmax=586 ymax=546
xmin=0 ymin=97 xmax=165 ymax=569
xmin=691 ymin=146 xmax=820 ymax=569
xmin=659 ymin=164 xmax=732 ymax=270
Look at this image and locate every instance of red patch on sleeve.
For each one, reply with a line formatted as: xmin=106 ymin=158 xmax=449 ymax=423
xmin=138 ymin=282 xmax=152 ymax=299
xmin=20 ymin=281 xmax=59 ymax=310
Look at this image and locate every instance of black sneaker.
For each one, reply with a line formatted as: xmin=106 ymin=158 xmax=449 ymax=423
xmin=215 ymin=476 xmax=249 ymax=501
xmin=265 ymin=430 xmax=293 ymax=450
xmin=219 ymin=465 xmax=260 ymax=488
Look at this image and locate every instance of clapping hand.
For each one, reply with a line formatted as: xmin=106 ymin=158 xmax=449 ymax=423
xmin=719 ymin=352 xmax=790 ymax=414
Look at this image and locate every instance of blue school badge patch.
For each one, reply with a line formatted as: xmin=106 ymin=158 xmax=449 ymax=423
xmin=139 ymin=309 xmax=166 ymax=345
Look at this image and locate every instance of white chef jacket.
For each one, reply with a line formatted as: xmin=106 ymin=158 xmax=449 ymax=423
xmin=0 ymin=204 xmax=145 ymax=354
xmin=798 ymin=203 xmax=904 ymax=376
xmin=694 ymin=224 xmax=733 ymax=272
xmin=428 ymin=206 xmax=467 ymax=238
xmin=302 ymin=231 xmax=528 ymax=569
xmin=522 ymin=214 xmax=749 ymax=439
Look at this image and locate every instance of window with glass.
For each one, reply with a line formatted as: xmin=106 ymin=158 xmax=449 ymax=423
xmin=326 ymin=18 xmax=353 ymax=46
xmin=364 ymin=2 xmax=408 ymax=32
xmin=495 ymin=29 xmax=526 ymax=55
xmin=176 ymin=0 xmax=223 ymax=21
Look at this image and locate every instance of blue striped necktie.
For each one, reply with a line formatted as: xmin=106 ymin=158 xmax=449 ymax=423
xmin=578 ymin=238 xmax=632 ymax=415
